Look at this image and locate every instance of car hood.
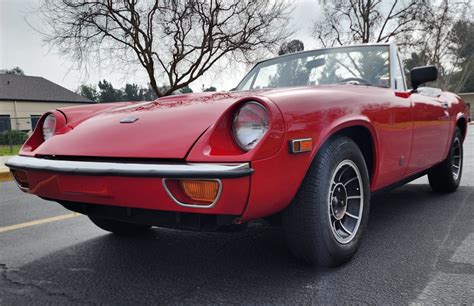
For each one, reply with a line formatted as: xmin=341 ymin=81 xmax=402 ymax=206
xmin=35 ymin=92 xmax=249 ymax=159
xmin=33 ymin=84 xmax=376 ymax=159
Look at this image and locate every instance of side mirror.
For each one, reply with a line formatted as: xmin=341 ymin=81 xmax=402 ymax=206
xmin=410 ymin=65 xmax=438 ymax=91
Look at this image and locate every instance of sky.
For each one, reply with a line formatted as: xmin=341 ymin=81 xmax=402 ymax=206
xmin=0 ymin=0 xmax=321 ymax=93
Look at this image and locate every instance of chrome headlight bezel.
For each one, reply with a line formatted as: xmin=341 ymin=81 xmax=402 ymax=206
xmin=232 ymin=101 xmax=269 ymax=151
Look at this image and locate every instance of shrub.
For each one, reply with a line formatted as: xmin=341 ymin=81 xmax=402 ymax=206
xmin=0 ymin=130 xmax=28 ymax=145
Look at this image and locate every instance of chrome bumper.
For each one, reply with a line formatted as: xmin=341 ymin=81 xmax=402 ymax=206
xmin=5 ymin=156 xmax=253 ymax=178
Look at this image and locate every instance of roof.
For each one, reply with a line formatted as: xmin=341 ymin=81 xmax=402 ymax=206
xmin=0 ymin=74 xmax=94 ymax=103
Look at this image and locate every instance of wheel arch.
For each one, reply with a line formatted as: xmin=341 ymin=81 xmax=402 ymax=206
xmin=314 ymin=119 xmax=379 ymax=186
xmin=456 ymin=115 xmax=467 ymax=141
xmin=241 ymin=119 xmax=380 ymax=221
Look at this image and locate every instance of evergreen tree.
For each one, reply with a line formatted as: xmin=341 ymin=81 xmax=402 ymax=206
xmin=123 ymin=83 xmax=144 ymax=101
xmin=98 ymin=80 xmax=122 ymax=102
xmin=77 ymin=84 xmax=98 ymax=102
xmin=203 ymin=86 xmax=217 ymax=92
xmin=0 ymin=67 xmax=24 ymax=75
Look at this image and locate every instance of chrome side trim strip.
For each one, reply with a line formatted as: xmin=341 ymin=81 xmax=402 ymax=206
xmin=5 ymin=156 xmax=253 ymax=178
xmin=162 ymin=178 xmax=222 ymax=209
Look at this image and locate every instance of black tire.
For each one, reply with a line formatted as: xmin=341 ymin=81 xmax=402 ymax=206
xmin=89 ymin=216 xmax=151 ymax=235
xmin=428 ymin=127 xmax=463 ymax=193
xmin=282 ymin=136 xmax=370 ymax=267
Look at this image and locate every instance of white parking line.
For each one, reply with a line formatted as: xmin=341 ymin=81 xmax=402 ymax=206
xmin=413 ymin=272 xmax=474 ymax=304
xmin=412 ymin=233 xmax=474 ymax=304
xmin=450 ymin=233 xmax=474 ymax=265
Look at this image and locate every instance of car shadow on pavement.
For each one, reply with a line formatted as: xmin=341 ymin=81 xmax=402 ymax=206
xmin=5 ymin=183 xmax=474 ymax=304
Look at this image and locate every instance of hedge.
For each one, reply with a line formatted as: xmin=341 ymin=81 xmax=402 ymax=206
xmin=0 ymin=130 xmax=28 ymax=145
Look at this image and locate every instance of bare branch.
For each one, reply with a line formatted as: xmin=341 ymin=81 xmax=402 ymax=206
xmin=39 ymin=0 xmax=293 ymax=97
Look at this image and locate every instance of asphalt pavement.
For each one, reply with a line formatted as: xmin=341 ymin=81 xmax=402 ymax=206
xmin=1 ymin=129 xmax=473 ymax=304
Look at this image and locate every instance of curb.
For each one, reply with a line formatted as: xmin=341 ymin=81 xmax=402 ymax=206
xmin=0 ymin=155 xmax=14 ymax=182
xmin=0 ymin=170 xmax=12 ymax=182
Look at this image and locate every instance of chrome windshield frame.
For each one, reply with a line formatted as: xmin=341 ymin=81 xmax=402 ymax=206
xmin=236 ymin=43 xmax=401 ymax=91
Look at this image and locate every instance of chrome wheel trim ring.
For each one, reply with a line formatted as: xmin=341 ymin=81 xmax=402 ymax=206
xmin=452 ymin=137 xmax=462 ymax=181
xmin=327 ymin=159 xmax=364 ymax=244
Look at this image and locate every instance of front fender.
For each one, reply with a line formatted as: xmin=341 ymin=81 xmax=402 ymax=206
xmin=241 ymin=115 xmax=379 ymax=220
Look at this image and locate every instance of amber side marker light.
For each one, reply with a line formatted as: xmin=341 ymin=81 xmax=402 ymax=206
xmin=11 ymin=169 xmax=30 ymax=190
xmin=179 ymin=180 xmax=220 ymax=203
xmin=290 ymin=138 xmax=313 ymax=154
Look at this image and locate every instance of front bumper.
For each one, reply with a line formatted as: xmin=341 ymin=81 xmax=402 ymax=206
xmin=6 ymin=156 xmax=253 ymax=216
xmin=6 ymin=156 xmax=253 ymax=178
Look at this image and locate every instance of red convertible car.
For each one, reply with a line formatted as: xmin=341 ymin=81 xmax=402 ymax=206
xmin=6 ymin=43 xmax=469 ymax=266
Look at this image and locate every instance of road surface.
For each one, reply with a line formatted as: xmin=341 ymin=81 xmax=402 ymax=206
xmin=1 ymin=129 xmax=473 ymax=304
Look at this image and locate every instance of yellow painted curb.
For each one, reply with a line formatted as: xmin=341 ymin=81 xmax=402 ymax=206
xmin=0 ymin=171 xmax=12 ymax=182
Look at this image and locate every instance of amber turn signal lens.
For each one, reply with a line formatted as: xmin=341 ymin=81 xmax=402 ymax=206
xmin=179 ymin=180 xmax=219 ymax=203
xmin=290 ymin=138 xmax=312 ymax=153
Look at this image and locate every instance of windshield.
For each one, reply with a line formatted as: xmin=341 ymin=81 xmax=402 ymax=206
xmin=236 ymin=45 xmax=390 ymax=90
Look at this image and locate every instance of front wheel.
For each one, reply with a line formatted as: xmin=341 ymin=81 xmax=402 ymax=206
xmin=428 ymin=127 xmax=463 ymax=193
xmin=283 ymin=136 xmax=370 ymax=267
xmin=89 ymin=216 xmax=151 ymax=235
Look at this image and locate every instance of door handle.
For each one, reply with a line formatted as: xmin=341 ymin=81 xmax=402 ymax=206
xmin=441 ymin=102 xmax=450 ymax=117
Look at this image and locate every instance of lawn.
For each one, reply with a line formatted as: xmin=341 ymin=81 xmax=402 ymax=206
xmin=0 ymin=145 xmax=21 ymax=156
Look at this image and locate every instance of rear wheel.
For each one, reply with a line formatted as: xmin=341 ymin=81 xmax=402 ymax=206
xmin=428 ymin=127 xmax=463 ymax=193
xmin=89 ymin=216 xmax=151 ymax=235
xmin=283 ymin=136 xmax=370 ymax=267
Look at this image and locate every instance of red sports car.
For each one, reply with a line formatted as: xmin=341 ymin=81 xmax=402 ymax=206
xmin=6 ymin=43 xmax=469 ymax=266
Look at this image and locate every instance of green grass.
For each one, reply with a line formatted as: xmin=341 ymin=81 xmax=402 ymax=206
xmin=0 ymin=145 xmax=21 ymax=156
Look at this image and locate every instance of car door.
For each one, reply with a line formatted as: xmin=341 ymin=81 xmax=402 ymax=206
xmin=376 ymin=52 xmax=413 ymax=187
xmin=407 ymin=91 xmax=451 ymax=174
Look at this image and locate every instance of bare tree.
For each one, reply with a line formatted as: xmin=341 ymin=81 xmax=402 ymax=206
xmin=449 ymin=19 xmax=474 ymax=92
xmin=313 ymin=0 xmax=473 ymax=92
xmin=410 ymin=0 xmax=473 ymax=90
xmin=313 ymin=0 xmax=429 ymax=47
xmin=39 ymin=0 xmax=292 ymax=97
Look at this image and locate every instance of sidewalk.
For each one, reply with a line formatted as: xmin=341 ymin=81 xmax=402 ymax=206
xmin=0 ymin=155 xmax=13 ymax=181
